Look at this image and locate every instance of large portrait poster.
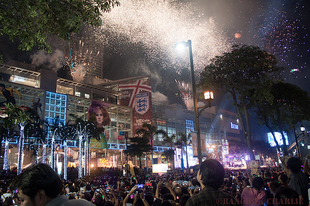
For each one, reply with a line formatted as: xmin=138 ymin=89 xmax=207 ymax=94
xmin=87 ymin=101 xmax=111 ymax=149
xmin=118 ymin=77 xmax=153 ymax=134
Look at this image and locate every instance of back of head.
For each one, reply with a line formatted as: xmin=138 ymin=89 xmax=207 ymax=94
xmin=200 ymin=159 xmax=225 ymax=189
xmin=145 ymin=193 xmax=154 ymax=206
xmin=179 ymin=194 xmax=190 ymax=206
xmin=287 ymin=157 xmax=301 ymax=174
xmin=0 ymin=83 xmax=5 ymax=88
xmin=13 ymin=164 xmax=63 ymax=201
xmin=252 ymin=177 xmax=264 ymax=190
xmin=162 ymin=193 xmax=174 ymax=202
xmin=279 ymin=173 xmax=288 ymax=184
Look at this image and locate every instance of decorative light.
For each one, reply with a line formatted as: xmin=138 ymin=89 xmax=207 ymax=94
xmin=204 ymin=91 xmax=214 ymax=101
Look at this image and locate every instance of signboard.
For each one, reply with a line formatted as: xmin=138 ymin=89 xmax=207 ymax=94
xmin=118 ymin=78 xmax=152 ymax=134
xmin=152 ymin=164 xmax=168 ymax=173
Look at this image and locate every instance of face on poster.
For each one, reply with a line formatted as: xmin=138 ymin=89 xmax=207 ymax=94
xmin=87 ymin=101 xmax=111 ymax=128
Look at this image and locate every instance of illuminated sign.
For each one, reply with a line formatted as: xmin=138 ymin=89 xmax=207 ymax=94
xmin=230 ymin=122 xmax=238 ymax=130
xmin=267 ymin=132 xmax=289 ymax=147
xmin=152 ymin=164 xmax=168 ymax=173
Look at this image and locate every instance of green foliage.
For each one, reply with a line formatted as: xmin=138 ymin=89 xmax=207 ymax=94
xmin=200 ymin=44 xmax=285 ymax=160
xmin=161 ymin=149 xmax=174 ymax=162
xmin=0 ymin=0 xmax=120 ymax=55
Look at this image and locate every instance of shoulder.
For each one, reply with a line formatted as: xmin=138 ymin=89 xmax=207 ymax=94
xmin=64 ymin=199 xmax=94 ymax=206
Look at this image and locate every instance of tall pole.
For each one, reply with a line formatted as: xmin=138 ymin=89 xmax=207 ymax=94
xmin=188 ymin=40 xmax=202 ymax=165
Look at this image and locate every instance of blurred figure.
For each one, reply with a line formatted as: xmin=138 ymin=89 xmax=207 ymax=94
xmin=0 ymin=83 xmax=22 ymax=107
xmin=281 ymin=157 xmax=308 ymax=206
xmin=241 ymin=177 xmax=267 ymax=206
xmin=185 ymin=159 xmax=237 ymax=206
xmin=13 ymin=163 xmax=94 ymax=206
xmin=274 ymin=186 xmax=300 ymax=206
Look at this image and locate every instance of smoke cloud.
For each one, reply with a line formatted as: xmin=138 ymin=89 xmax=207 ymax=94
xmin=30 ymin=49 xmax=65 ymax=72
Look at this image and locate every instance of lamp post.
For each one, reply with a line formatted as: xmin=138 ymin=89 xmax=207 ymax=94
xmin=176 ymin=40 xmax=215 ymax=165
xmin=294 ymin=124 xmax=306 ymax=159
xmin=176 ymin=40 xmax=202 ymax=164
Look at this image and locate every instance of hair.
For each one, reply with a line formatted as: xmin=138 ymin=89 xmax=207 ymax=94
xmin=162 ymin=193 xmax=174 ymax=201
xmin=179 ymin=194 xmax=190 ymax=206
xmin=275 ymin=186 xmax=299 ymax=206
xmin=84 ymin=192 xmax=92 ymax=201
xmin=13 ymin=164 xmax=63 ymax=202
xmin=94 ymin=194 xmax=105 ymax=206
xmin=161 ymin=200 xmax=172 ymax=206
xmin=252 ymin=177 xmax=264 ymax=190
xmin=145 ymin=193 xmax=154 ymax=206
xmin=0 ymin=83 xmax=5 ymax=88
xmin=199 ymin=159 xmax=225 ymax=189
xmin=87 ymin=101 xmax=111 ymax=127
xmin=279 ymin=174 xmax=288 ymax=184
xmin=287 ymin=157 xmax=302 ymax=174
xmin=270 ymin=181 xmax=281 ymax=194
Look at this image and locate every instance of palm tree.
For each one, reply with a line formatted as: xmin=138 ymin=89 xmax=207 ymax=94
xmin=68 ymin=114 xmax=98 ymax=178
xmin=3 ymin=103 xmax=31 ymax=174
xmin=135 ymin=123 xmax=161 ymax=169
xmin=58 ymin=124 xmax=75 ymax=180
xmin=124 ymin=135 xmax=153 ymax=168
xmin=47 ymin=117 xmax=62 ymax=170
xmin=157 ymin=130 xmax=176 ymax=170
xmin=0 ymin=108 xmax=15 ymax=170
xmin=176 ymin=132 xmax=191 ymax=170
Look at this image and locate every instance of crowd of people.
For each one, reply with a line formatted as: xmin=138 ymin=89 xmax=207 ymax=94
xmin=0 ymin=155 xmax=309 ymax=206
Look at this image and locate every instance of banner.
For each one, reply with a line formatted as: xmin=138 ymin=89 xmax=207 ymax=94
xmin=118 ymin=78 xmax=152 ymax=134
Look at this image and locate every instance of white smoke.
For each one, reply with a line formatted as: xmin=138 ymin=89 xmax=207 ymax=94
xmin=152 ymin=92 xmax=169 ymax=104
xmin=71 ymin=65 xmax=86 ymax=82
xmin=30 ymin=49 xmax=65 ymax=72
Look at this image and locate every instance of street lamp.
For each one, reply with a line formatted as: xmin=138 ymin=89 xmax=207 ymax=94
xmin=176 ymin=40 xmax=202 ymax=164
xmin=294 ymin=124 xmax=306 ymax=159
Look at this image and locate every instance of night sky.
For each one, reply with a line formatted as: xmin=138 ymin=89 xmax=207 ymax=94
xmin=1 ymin=0 xmax=310 ymax=138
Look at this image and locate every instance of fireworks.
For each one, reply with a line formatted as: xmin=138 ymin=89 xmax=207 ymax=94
xmin=99 ymin=0 xmax=230 ymax=74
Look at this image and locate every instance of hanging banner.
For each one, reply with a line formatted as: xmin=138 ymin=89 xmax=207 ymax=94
xmin=118 ymin=78 xmax=152 ymax=134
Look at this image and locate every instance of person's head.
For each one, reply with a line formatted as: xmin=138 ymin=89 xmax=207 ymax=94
xmin=287 ymin=157 xmax=302 ymax=174
xmin=37 ymin=98 xmax=40 ymax=102
xmin=197 ymin=159 xmax=225 ymax=189
xmin=179 ymin=194 xmax=190 ymax=206
xmin=162 ymin=193 xmax=174 ymax=202
xmin=252 ymin=177 xmax=264 ymax=190
xmin=0 ymin=83 xmax=5 ymax=91
xmin=84 ymin=192 xmax=92 ymax=202
xmin=270 ymin=181 xmax=281 ymax=194
xmin=278 ymin=173 xmax=288 ymax=184
xmin=13 ymin=163 xmax=63 ymax=206
xmin=145 ymin=193 xmax=154 ymax=206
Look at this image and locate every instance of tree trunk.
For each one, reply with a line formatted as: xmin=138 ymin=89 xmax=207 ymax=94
xmin=232 ymin=93 xmax=254 ymax=160
xmin=51 ymin=130 xmax=56 ymax=170
xmin=78 ymin=134 xmax=83 ymax=178
xmin=3 ymin=137 xmax=9 ymax=171
xmin=17 ymin=124 xmax=25 ymax=175
xmin=186 ymin=144 xmax=189 ymax=169
xmin=84 ymin=139 xmax=87 ymax=176
xmin=244 ymin=105 xmax=254 ymax=160
xmin=64 ymin=141 xmax=68 ymax=180
xmin=42 ymin=143 xmax=46 ymax=164
xmin=276 ymin=107 xmax=288 ymax=155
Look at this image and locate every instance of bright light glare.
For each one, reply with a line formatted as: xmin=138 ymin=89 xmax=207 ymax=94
xmin=175 ymin=42 xmax=187 ymax=52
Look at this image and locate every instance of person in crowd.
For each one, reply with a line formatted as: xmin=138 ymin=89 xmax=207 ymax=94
xmin=241 ymin=177 xmax=267 ymax=206
xmin=13 ymin=163 xmax=94 ymax=206
xmin=281 ymin=157 xmax=308 ymax=206
xmin=31 ymin=98 xmax=42 ymax=115
xmin=185 ymin=159 xmax=238 ymax=206
xmin=278 ymin=174 xmax=289 ymax=187
xmin=0 ymin=83 xmax=22 ymax=107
